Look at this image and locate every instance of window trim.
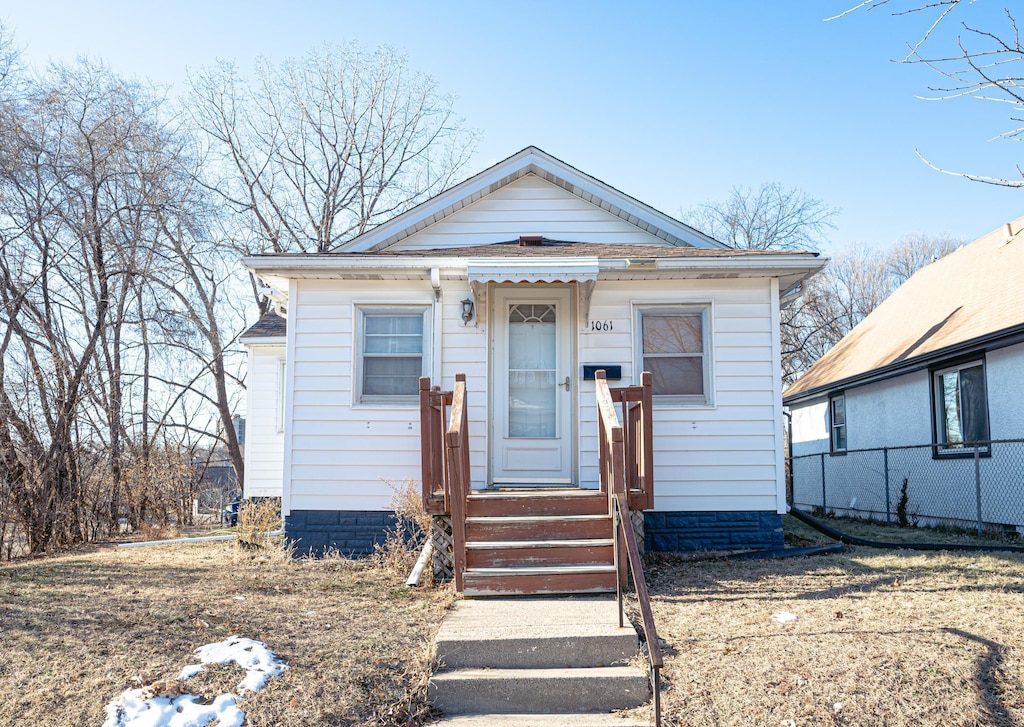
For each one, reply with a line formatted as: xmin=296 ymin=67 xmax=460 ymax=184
xmin=633 ymin=303 xmax=713 ymax=407
xmin=277 ymin=358 xmax=286 ymax=434
xmin=829 ymin=391 xmax=847 ymax=455
xmin=930 ymin=357 xmax=991 ymax=459
xmin=354 ymin=304 xmax=431 ymax=406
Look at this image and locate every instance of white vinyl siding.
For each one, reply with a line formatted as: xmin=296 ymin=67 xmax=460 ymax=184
xmin=285 ymin=281 xmax=437 ymax=513
xmin=243 ymin=343 xmax=286 ymax=498
xmin=389 ymin=175 xmax=673 ymax=250
xmin=577 ymin=279 xmax=783 ymax=513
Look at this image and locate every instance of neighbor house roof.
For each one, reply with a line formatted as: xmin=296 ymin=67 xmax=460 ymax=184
xmin=784 ymin=216 xmax=1024 ymax=403
xmin=239 ymin=312 xmax=287 ymax=342
xmin=336 ymin=146 xmax=727 ymax=252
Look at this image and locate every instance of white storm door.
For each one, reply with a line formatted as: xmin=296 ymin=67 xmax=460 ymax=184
xmin=491 ymin=287 xmax=574 ymax=484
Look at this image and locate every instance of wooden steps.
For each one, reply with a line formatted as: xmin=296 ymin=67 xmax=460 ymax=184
xmin=462 ymin=489 xmax=615 ymax=596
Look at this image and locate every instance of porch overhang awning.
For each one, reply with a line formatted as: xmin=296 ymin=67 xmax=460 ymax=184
xmin=466 ymin=257 xmax=600 ymax=326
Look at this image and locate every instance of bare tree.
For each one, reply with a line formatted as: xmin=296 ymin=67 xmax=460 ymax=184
xmin=188 ymin=42 xmax=478 ymax=258
xmin=682 ymin=182 xmax=838 ymax=251
xmin=783 ymin=234 xmax=964 ymax=382
xmin=832 ymin=1 xmax=1024 ymax=186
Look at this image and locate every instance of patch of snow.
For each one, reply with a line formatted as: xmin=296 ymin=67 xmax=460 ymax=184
xmin=103 ymin=638 xmax=286 ymax=727
xmin=176 ymin=664 xmax=203 ymax=681
xmin=771 ymin=612 xmax=798 ymax=623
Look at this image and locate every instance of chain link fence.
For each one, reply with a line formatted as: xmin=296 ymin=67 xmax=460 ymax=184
xmin=790 ymin=439 xmax=1024 ymax=537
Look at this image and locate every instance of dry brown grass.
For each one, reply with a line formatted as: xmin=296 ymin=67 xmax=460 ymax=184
xmin=0 ymin=541 xmax=456 ymax=726
xmin=645 ymin=546 xmax=1024 ymax=726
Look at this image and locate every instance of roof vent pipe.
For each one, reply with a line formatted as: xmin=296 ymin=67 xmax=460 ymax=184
xmin=519 ymin=234 xmax=544 ymax=246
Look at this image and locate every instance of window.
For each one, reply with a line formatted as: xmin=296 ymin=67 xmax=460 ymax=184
xmin=829 ymin=393 xmax=846 ymax=453
xmin=933 ymin=359 xmax=990 ymax=455
xmin=356 ymin=306 xmax=429 ymax=404
xmin=635 ymin=305 xmax=711 ymax=405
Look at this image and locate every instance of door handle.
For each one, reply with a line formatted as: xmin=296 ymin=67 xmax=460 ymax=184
xmin=563 ymin=376 xmax=571 ymax=392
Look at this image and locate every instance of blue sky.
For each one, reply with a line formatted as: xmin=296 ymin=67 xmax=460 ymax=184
xmin=4 ymin=1 xmax=1020 ymax=252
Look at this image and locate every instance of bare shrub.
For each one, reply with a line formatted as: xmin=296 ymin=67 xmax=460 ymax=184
xmin=373 ymin=479 xmax=431 ymax=574
xmin=236 ymin=498 xmax=283 ymax=553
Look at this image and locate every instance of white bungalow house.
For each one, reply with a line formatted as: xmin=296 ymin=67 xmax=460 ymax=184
xmin=785 ymin=216 xmax=1024 ymax=530
xmin=241 ymin=147 xmax=825 ymax=555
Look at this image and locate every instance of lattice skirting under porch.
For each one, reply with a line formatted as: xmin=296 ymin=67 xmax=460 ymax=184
xmin=630 ymin=509 xmax=646 ymax=556
xmin=430 ymin=515 xmax=454 ymax=582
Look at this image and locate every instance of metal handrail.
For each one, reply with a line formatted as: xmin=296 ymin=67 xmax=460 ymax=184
xmin=596 ymin=369 xmax=662 ymax=726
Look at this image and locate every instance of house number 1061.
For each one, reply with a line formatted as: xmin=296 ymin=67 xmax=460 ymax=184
xmin=590 ymin=320 xmax=613 ymax=332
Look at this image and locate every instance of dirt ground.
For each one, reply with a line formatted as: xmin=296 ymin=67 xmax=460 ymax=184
xmin=3 ymin=523 xmax=1024 ymax=726
xmin=646 ymin=544 xmax=1024 ymax=726
xmin=0 ymin=540 xmax=455 ymax=727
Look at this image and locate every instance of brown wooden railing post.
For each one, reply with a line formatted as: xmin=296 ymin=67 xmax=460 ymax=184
xmin=418 ymin=377 xmax=434 ymax=513
xmin=444 ymin=374 xmax=469 ymax=592
xmin=639 ymin=371 xmax=654 ymax=510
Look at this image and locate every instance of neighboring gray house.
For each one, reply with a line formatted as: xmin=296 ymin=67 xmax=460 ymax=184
xmin=785 ymin=217 xmax=1024 ymax=530
xmin=242 ymin=147 xmax=825 ymax=554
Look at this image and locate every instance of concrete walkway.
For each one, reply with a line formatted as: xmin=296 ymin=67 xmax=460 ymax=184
xmin=429 ymin=596 xmax=652 ymax=725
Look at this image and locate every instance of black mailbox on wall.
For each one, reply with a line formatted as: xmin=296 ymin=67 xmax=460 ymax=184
xmin=582 ymin=365 xmax=622 ymax=381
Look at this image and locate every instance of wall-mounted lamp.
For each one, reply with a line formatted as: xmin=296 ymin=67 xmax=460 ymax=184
xmin=460 ymin=297 xmax=475 ymax=325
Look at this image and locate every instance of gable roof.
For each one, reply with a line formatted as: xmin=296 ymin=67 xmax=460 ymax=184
xmin=784 ymin=216 xmax=1024 ymax=403
xmin=338 ymin=146 xmax=726 ymax=252
xmin=239 ymin=312 xmax=287 ymax=342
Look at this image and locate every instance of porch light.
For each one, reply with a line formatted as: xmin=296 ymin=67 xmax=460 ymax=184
xmin=461 ymin=297 xmax=475 ymax=325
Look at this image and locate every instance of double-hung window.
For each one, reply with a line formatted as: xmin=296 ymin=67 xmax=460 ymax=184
xmin=635 ymin=305 xmax=712 ymax=405
xmin=829 ymin=393 xmax=846 ymax=453
xmin=933 ymin=359 xmax=990 ymax=455
xmin=357 ymin=306 xmax=430 ymax=404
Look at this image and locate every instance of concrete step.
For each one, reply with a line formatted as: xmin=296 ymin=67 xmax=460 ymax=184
xmin=467 ymin=514 xmax=612 ymax=542
xmin=467 ymin=490 xmax=608 ymax=517
xmin=435 ymin=597 xmax=637 ymax=669
xmin=432 ymin=711 xmax=652 ymax=725
xmin=465 ymin=538 xmax=614 ymax=568
xmin=428 ymin=666 xmax=650 ymax=715
xmin=463 ymin=565 xmax=617 ymax=596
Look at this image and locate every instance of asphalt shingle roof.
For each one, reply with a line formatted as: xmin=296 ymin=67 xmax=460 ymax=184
xmin=784 ymin=216 xmax=1024 ymax=401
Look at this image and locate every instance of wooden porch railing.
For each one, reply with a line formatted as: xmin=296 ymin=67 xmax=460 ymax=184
xmin=596 ymin=369 xmax=662 ymax=726
xmin=418 ymin=377 xmax=451 ymax=515
xmin=607 ymin=370 xmax=655 ymax=511
xmin=418 ymin=374 xmax=469 ymax=591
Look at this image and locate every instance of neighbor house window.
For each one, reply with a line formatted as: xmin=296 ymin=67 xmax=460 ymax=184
xmin=933 ymin=359 xmax=990 ymax=455
xmin=357 ymin=306 xmax=430 ymax=404
xmin=635 ymin=305 xmax=712 ymax=405
xmin=829 ymin=393 xmax=846 ymax=453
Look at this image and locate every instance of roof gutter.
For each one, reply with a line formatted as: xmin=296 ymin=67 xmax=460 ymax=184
xmin=242 ymin=253 xmax=826 ymax=279
xmin=784 ymin=322 xmax=1024 ymax=405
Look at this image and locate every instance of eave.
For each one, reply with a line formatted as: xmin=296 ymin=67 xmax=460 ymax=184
xmin=783 ymin=322 xmax=1024 ymax=406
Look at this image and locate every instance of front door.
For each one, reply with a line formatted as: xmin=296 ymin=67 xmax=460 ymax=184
xmin=490 ymin=286 xmax=574 ymax=484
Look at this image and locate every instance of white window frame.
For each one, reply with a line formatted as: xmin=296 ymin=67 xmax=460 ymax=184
xmin=829 ymin=392 xmax=846 ymax=454
xmin=354 ymin=305 xmax=431 ymax=406
xmin=932 ymin=359 xmax=990 ymax=456
xmin=276 ymin=358 xmax=286 ymax=434
xmin=633 ymin=303 xmax=713 ymax=407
